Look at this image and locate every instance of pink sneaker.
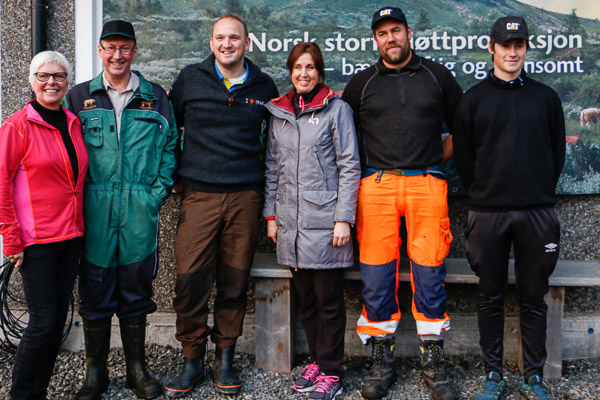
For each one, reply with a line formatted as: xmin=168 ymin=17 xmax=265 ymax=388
xmin=308 ymin=375 xmax=343 ymax=400
xmin=292 ymin=362 xmax=320 ymax=393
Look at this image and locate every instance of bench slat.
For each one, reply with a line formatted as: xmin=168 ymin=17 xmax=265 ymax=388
xmin=251 ymin=253 xmax=600 ymax=287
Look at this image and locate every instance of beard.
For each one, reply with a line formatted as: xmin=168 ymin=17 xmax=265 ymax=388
xmin=380 ymin=42 xmax=411 ymax=67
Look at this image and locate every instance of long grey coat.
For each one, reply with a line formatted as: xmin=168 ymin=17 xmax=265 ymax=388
xmin=263 ymin=85 xmax=360 ymax=269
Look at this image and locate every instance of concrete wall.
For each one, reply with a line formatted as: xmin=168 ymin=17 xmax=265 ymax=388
xmin=1 ymin=0 xmax=600 ymax=358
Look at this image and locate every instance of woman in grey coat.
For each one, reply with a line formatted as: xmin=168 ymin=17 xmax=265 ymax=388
xmin=263 ymin=42 xmax=360 ymax=400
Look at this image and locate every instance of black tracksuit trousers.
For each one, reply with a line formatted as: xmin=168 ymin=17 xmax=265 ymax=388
xmin=465 ymin=208 xmax=560 ymax=379
xmin=291 ymin=268 xmax=346 ymax=378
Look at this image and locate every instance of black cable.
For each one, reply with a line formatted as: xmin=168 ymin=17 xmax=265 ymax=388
xmin=0 ymin=259 xmax=74 ymax=363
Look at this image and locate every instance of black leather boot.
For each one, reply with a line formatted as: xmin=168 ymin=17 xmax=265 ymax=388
xmin=164 ymin=346 xmax=207 ymax=398
xmin=75 ymin=318 xmax=111 ymax=400
xmin=420 ymin=340 xmax=457 ymax=400
xmin=361 ymin=337 xmax=397 ymax=400
xmin=119 ymin=315 xmax=162 ymax=399
xmin=212 ymin=343 xmax=242 ymax=394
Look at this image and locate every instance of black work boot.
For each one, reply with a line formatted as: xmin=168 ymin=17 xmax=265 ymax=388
xmin=75 ymin=318 xmax=111 ymax=400
xmin=212 ymin=343 xmax=242 ymax=394
xmin=361 ymin=337 xmax=397 ymax=399
xmin=119 ymin=315 xmax=162 ymax=399
xmin=164 ymin=346 xmax=207 ymax=398
xmin=420 ymin=340 xmax=457 ymax=400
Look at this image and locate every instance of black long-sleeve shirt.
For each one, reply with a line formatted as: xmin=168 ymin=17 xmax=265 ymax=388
xmin=453 ymin=71 xmax=566 ymax=211
xmin=342 ymin=52 xmax=462 ymax=169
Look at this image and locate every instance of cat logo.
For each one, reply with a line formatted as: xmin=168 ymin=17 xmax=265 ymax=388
xmin=83 ymin=99 xmax=96 ymax=109
xmin=380 ymin=9 xmax=392 ymax=16
xmin=141 ymin=100 xmax=154 ymax=110
xmin=506 ymin=22 xmax=520 ymax=31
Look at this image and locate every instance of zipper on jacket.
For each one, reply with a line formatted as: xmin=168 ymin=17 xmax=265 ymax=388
xmin=134 ymin=117 xmax=162 ymax=132
xmin=227 ymin=90 xmax=241 ymax=107
xmin=294 ymin=119 xmax=301 ymax=268
xmin=399 ymin=74 xmax=406 ymax=106
xmin=314 ymin=148 xmax=327 ymax=188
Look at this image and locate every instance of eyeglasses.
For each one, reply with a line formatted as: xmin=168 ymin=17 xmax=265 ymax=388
xmin=34 ymin=72 xmax=67 ymax=82
xmin=100 ymin=44 xmax=135 ymax=55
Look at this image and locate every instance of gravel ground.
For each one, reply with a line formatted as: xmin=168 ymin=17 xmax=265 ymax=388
xmin=0 ymin=345 xmax=597 ymax=399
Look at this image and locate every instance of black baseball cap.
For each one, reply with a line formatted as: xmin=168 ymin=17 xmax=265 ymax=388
xmin=371 ymin=7 xmax=407 ymax=30
xmin=100 ymin=20 xmax=136 ymax=42
xmin=491 ymin=16 xmax=529 ymax=43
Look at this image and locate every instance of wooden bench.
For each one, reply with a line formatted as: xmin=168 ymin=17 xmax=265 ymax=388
xmin=250 ymin=252 xmax=600 ymax=379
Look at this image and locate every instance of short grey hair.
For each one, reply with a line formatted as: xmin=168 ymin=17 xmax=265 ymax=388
xmin=28 ymin=51 xmax=73 ymax=85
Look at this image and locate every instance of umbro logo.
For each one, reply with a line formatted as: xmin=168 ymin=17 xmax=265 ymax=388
xmin=545 ymin=243 xmax=558 ymax=253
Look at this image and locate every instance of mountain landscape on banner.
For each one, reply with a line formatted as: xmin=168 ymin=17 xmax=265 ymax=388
xmin=104 ymin=0 xmax=600 ymax=194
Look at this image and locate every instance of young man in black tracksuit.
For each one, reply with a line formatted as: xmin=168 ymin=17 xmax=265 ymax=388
xmin=453 ymin=16 xmax=565 ymax=400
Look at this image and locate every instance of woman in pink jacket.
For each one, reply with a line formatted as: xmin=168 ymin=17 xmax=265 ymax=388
xmin=0 ymin=50 xmax=88 ymax=399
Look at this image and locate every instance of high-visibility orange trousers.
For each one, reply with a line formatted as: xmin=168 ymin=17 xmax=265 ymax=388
xmin=355 ymin=171 xmax=452 ymax=344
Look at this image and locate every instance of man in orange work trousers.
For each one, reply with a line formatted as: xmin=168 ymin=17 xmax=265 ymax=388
xmin=342 ymin=7 xmax=462 ymax=400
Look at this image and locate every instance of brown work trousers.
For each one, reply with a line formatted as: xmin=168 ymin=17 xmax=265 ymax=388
xmin=173 ymin=189 xmax=262 ymax=358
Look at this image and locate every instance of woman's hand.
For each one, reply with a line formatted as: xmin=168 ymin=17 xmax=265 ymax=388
xmin=6 ymin=251 xmax=24 ymax=268
xmin=333 ymin=222 xmax=351 ymax=247
xmin=267 ymin=219 xmax=278 ymax=243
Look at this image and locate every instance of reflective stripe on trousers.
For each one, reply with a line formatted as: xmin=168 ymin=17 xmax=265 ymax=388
xmin=355 ymin=172 xmax=452 ymax=343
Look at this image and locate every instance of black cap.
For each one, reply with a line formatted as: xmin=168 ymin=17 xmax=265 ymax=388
xmin=100 ymin=20 xmax=136 ymax=42
xmin=491 ymin=16 xmax=529 ymax=43
xmin=371 ymin=7 xmax=407 ymax=30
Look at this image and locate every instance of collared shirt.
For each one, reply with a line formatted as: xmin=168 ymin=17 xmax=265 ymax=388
xmin=102 ymin=71 xmax=140 ymax=139
xmin=214 ymin=60 xmax=249 ymax=92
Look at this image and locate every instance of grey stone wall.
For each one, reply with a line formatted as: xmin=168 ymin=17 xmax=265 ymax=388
xmin=1 ymin=0 xmax=599 ymax=322
xmin=1 ymin=0 xmax=75 ymax=120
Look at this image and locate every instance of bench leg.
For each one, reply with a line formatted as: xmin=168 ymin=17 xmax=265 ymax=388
xmin=517 ymin=286 xmax=564 ymax=380
xmin=254 ymin=278 xmax=295 ymax=372
xmin=543 ymin=286 xmax=564 ymax=380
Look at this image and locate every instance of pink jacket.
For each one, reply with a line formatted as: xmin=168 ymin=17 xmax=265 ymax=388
xmin=0 ymin=102 xmax=89 ymax=255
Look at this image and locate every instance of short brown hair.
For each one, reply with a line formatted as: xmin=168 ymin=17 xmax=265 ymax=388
xmin=489 ymin=37 xmax=529 ymax=61
xmin=213 ymin=14 xmax=248 ymax=38
xmin=286 ymin=42 xmax=325 ymax=82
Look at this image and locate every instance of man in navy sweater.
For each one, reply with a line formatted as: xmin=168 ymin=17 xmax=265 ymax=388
xmin=165 ymin=14 xmax=278 ymax=398
xmin=453 ymin=16 xmax=565 ymax=400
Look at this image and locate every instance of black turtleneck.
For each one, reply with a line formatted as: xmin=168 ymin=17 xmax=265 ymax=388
xmin=292 ymin=83 xmax=323 ymax=117
xmin=32 ymin=101 xmax=78 ymax=183
xmin=488 ymin=69 xmax=525 ymax=88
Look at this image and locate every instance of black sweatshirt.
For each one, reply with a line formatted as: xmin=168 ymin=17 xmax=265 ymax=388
xmin=32 ymin=100 xmax=79 ymax=183
xmin=342 ymin=51 xmax=462 ymax=169
xmin=169 ymin=55 xmax=279 ymax=193
xmin=453 ymin=70 xmax=566 ymax=211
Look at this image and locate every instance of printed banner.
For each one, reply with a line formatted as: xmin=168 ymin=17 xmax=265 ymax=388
xmin=103 ymin=0 xmax=600 ymax=194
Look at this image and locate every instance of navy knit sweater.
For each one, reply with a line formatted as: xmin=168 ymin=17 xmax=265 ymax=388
xmin=453 ymin=71 xmax=566 ymax=211
xmin=170 ymin=55 xmax=279 ymax=192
